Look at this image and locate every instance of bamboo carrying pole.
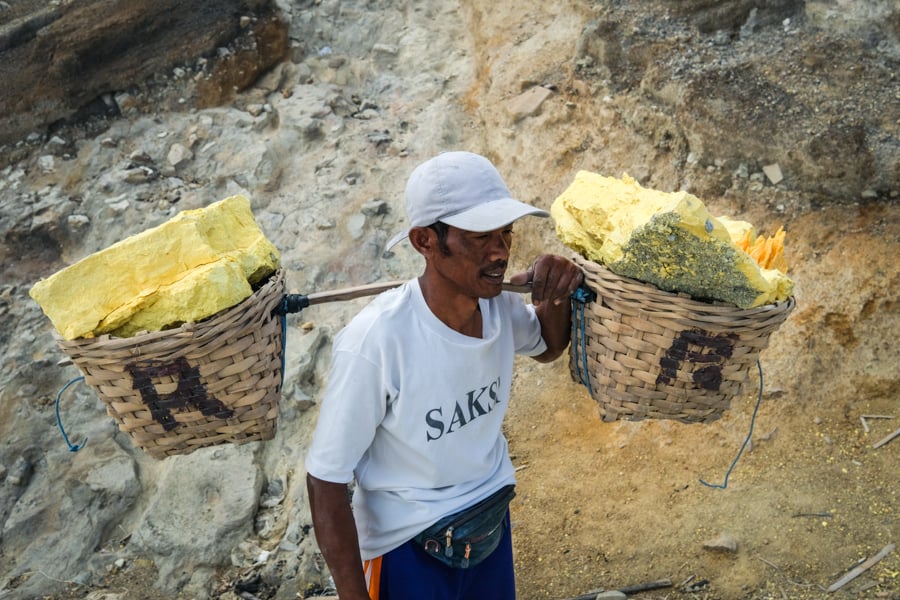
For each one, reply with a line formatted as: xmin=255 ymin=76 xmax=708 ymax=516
xmin=279 ymin=281 xmax=532 ymax=313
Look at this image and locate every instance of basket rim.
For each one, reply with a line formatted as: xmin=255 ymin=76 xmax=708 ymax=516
xmin=574 ymin=253 xmax=795 ymax=316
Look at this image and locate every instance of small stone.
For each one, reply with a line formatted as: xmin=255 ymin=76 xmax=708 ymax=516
xmin=107 ymin=199 xmax=130 ymax=213
xmin=361 ymin=199 xmax=389 ymax=216
xmin=702 ymin=531 xmax=738 ymax=553
xmin=367 ymin=130 xmax=391 ymax=145
xmin=507 ymin=86 xmax=553 ymax=122
xmin=128 ymin=151 xmax=154 ymax=165
xmin=167 ymin=143 xmax=193 ymax=169
xmin=37 ymin=155 xmax=55 ymax=174
xmin=7 ymin=456 xmax=32 ymax=486
xmin=114 ymin=92 xmax=139 ymax=114
xmin=67 ymin=214 xmax=90 ymax=230
xmin=595 ymin=592 xmax=627 ymax=600
xmin=122 ymin=166 xmax=157 ymax=184
xmin=762 ymin=163 xmax=783 ymax=184
xmin=373 ymin=43 xmax=398 ymax=55
xmin=347 ymin=213 xmax=366 ymax=239
xmin=260 ymin=478 xmax=286 ymax=508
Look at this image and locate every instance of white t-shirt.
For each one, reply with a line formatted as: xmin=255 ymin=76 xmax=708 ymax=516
xmin=304 ymin=278 xmax=547 ymax=559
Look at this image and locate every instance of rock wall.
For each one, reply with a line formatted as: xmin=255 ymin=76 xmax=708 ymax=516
xmin=0 ymin=0 xmax=287 ymax=146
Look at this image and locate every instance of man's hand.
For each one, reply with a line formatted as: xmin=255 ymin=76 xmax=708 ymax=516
xmin=509 ymin=254 xmax=584 ymax=362
xmin=509 ymin=254 xmax=584 ymax=307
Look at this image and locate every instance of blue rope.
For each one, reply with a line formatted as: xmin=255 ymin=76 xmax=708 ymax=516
xmin=276 ymin=293 xmax=306 ymax=386
xmin=570 ymin=284 xmax=596 ymax=396
xmin=55 ymin=376 xmax=88 ymax=452
xmin=280 ymin=312 xmax=288 ymax=386
xmin=700 ymin=359 xmax=765 ymax=489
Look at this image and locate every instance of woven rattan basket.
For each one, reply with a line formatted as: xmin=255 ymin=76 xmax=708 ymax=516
xmin=570 ymin=255 xmax=795 ymax=423
xmin=57 ymin=270 xmax=285 ymax=459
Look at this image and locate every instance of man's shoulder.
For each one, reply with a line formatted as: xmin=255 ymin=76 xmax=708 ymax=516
xmin=335 ymin=280 xmax=417 ymax=346
xmin=354 ymin=280 xmax=416 ymax=322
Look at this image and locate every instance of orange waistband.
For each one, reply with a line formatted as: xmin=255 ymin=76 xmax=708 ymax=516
xmin=363 ymin=555 xmax=382 ymax=600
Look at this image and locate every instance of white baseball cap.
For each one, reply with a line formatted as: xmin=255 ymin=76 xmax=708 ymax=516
xmin=385 ymin=151 xmax=549 ymax=250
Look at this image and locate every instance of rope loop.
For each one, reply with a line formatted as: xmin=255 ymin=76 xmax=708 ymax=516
xmin=55 ymin=376 xmax=88 ymax=452
xmin=570 ymin=283 xmax=597 ymax=396
xmin=700 ymin=359 xmax=765 ymax=489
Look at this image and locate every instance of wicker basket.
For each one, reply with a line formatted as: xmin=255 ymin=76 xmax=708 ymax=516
xmin=57 ymin=270 xmax=285 ymax=459
xmin=570 ymin=255 xmax=795 ymax=423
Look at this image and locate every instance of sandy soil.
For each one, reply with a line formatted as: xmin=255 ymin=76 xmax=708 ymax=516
xmin=505 ymin=201 xmax=899 ymax=600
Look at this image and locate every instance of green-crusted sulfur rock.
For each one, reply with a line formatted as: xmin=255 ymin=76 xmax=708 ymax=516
xmin=614 ymin=212 xmax=766 ymax=307
xmin=551 ymin=171 xmax=793 ymax=308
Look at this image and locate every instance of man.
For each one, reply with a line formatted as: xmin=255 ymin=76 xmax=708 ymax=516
xmin=305 ymin=151 xmax=583 ymax=599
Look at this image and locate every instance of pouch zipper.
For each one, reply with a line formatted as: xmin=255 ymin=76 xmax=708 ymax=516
xmin=441 ymin=485 xmax=515 ymax=557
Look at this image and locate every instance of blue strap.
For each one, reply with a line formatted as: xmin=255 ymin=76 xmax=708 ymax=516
xmin=570 ymin=284 xmax=597 ymax=396
xmin=55 ymin=376 xmax=88 ymax=452
xmin=277 ymin=294 xmax=305 ymax=386
xmin=280 ymin=312 xmax=288 ymax=386
xmin=700 ymin=359 xmax=765 ymax=489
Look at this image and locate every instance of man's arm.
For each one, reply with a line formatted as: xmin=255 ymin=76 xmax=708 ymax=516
xmin=306 ymin=474 xmax=371 ymax=600
xmin=510 ymin=254 xmax=583 ymax=363
xmin=533 ymin=294 xmax=573 ymax=362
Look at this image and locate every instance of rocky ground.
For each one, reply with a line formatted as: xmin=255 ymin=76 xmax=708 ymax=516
xmin=0 ymin=1 xmax=898 ymax=599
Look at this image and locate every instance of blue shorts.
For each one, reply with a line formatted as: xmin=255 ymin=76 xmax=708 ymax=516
xmin=364 ymin=512 xmax=515 ymax=600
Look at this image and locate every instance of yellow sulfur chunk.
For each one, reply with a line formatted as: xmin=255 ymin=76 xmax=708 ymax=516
xmin=104 ymin=259 xmax=252 ymax=338
xmin=29 ymin=195 xmax=280 ymax=340
xmin=736 ymin=226 xmax=788 ymax=273
xmin=551 ymin=171 xmax=793 ymax=308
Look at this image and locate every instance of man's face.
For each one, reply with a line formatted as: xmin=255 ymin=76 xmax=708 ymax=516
xmin=432 ymin=224 xmax=514 ymax=298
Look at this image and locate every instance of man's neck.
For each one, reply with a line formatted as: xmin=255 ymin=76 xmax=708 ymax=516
xmin=418 ymin=275 xmax=483 ymax=338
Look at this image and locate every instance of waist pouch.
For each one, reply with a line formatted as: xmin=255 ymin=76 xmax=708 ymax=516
xmin=413 ymin=485 xmax=516 ymax=569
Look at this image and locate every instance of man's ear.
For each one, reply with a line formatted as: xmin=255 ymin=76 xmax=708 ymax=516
xmin=408 ymin=226 xmax=435 ymax=257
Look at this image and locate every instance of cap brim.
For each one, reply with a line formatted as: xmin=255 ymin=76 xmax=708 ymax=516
xmin=385 ymin=229 xmax=410 ymax=250
xmin=384 ymin=198 xmax=549 ymax=251
xmin=441 ymin=198 xmax=549 ymax=232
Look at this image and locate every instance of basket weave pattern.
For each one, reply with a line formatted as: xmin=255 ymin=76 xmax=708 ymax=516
xmin=571 ymin=255 xmax=794 ymax=423
xmin=58 ymin=270 xmax=285 ymax=458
